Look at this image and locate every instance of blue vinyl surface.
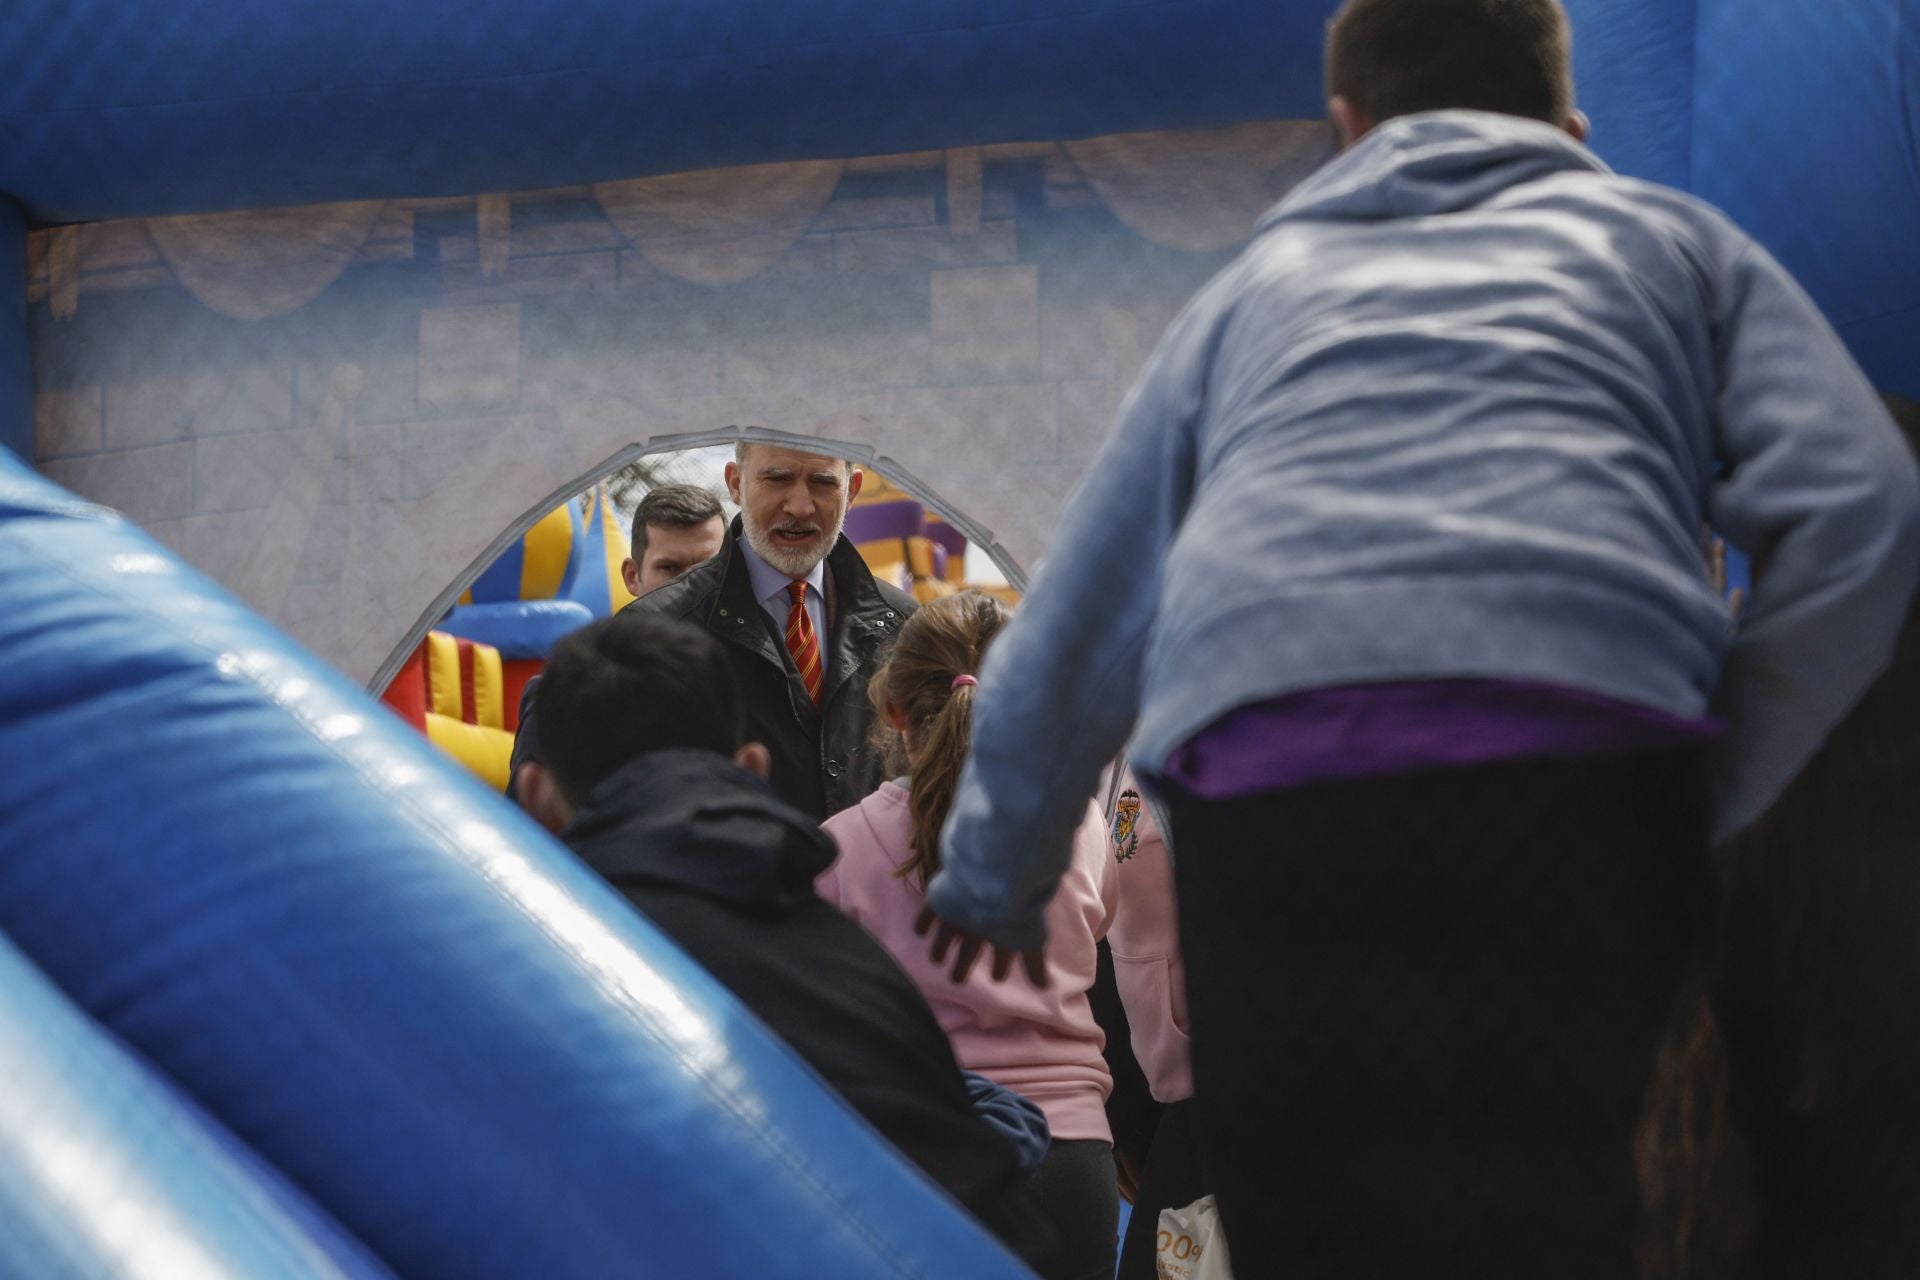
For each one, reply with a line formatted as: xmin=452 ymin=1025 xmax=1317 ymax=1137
xmin=0 ymin=931 xmax=395 ymax=1280
xmin=440 ymin=599 xmax=595 ymax=659
xmin=0 ymin=0 xmax=1331 ymax=222
xmin=1691 ymin=0 xmax=1920 ymax=396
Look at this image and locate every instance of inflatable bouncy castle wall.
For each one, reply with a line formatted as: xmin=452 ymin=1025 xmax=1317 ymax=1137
xmin=404 ymin=465 xmax=1018 ymax=792
xmin=12 ymin=0 xmax=1916 ymax=693
xmin=380 ymin=491 xmax=616 ymax=786
xmin=2 ymin=0 xmax=1917 ymax=1274
xmin=406 ymin=461 xmax=1025 ymax=789
xmin=849 ymin=468 xmax=1021 ymax=605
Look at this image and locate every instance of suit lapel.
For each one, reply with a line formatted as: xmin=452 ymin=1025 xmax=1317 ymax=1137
xmin=821 ymin=541 xmax=886 ymax=710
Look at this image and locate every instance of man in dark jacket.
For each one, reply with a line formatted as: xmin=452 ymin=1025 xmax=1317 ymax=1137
xmin=625 ymin=443 xmax=916 ymax=820
xmin=514 ymin=613 xmax=1050 ymax=1268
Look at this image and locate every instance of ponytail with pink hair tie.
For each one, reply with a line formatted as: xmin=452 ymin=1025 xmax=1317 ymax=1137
xmin=950 ymin=674 xmax=978 ymax=691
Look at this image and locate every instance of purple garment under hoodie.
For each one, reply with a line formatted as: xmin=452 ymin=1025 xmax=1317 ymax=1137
xmin=1164 ymin=679 xmax=1722 ymax=800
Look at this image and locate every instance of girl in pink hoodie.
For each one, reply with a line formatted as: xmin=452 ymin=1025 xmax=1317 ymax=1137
xmin=819 ymin=592 xmax=1119 ymax=1280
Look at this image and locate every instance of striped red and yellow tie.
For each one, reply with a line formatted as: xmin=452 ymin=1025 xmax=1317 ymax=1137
xmin=785 ymin=580 xmax=823 ymax=706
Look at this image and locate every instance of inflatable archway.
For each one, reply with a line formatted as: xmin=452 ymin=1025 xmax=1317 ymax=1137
xmin=385 ymin=432 xmax=1026 ymax=788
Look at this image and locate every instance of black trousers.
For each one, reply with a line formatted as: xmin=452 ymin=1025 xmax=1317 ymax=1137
xmin=1715 ymin=791 xmax=1920 ymax=1277
xmin=1024 ymin=1139 xmax=1119 ymax=1280
xmin=1164 ymin=750 xmax=1712 ymax=1279
xmin=1116 ymin=1099 xmax=1206 ymax=1280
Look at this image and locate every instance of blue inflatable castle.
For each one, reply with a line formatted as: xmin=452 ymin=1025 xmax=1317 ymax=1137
xmin=0 ymin=0 xmax=1915 ymax=1274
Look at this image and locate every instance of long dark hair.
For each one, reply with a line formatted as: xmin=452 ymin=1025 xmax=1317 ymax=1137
xmin=1638 ymin=395 xmax=1920 ymax=1277
xmin=1696 ymin=395 xmax=1920 ymax=1272
xmin=869 ymin=592 xmax=1009 ymax=889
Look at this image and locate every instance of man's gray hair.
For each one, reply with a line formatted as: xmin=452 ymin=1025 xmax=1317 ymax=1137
xmin=733 ymin=439 xmax=853 ymax=472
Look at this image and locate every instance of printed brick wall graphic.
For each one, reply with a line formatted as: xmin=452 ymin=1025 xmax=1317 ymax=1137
xmin=26 ymin=144 xmax=1279 ymax=685
xmin=931 ymin=266 xmax=1040 ymax=381
xmin=419 ymin=305 xmax=522 ymax=410
xmin=35 ymin=386 xmax=102 ymax=458
xmin=41 ymin=443 xmax=194 ymax=525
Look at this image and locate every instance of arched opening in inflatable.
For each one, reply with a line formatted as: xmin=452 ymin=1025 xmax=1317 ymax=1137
xmin=375 ymin=426 xmax=1030 ymax=697
xmin=374 ymin=425 xmax=1032 ymax=790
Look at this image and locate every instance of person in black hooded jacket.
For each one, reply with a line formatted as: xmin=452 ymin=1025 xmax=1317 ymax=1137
xmin=514 ymin=612 xmax=1053 ymax=1270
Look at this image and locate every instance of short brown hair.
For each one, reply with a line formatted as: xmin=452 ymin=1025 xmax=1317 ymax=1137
xmin=1326 ymin=0 xmax=1574 ymax=129
xmin=631 ymin=483 xmax=723 ymax=557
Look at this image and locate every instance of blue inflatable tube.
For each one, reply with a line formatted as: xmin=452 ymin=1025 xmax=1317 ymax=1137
xmin=0 ymin=930 xmax=393 ymax=1280
xmin=0 ymin=0 xmax=1329 ymax=222
xmin=0 ymin=451 xmax=1030 ymax=1279
xmin=441 ymin=599 xmax=595 ymax=660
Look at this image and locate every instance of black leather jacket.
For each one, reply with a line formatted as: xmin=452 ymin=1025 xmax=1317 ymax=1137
xmin=623 ymin=519 xmax=917 ymax=820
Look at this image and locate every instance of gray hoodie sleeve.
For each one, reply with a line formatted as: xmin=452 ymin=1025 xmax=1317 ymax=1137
xmin=926 ymin=295 xmax=1221 ymax=952
xmin=1706 ymin=241 xmax=1920 ymax=840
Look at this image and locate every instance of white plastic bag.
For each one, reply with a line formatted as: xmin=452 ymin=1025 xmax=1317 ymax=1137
xmin=1155 ymin=1193 xmax=1233 ymax=1280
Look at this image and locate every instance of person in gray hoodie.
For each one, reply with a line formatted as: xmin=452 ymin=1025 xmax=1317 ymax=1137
xmin=913 ymin=0 xmax=1920 ymax=1275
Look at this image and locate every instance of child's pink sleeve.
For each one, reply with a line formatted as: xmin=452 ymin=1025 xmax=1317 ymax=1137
xmin=813 ymin=845 xmax=842 ymax=907
xmin=1091 ymin=805 xmax=1120 ymax=941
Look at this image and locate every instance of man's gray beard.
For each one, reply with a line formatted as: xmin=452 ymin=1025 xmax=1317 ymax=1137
xmin=742 ymin=512 xmax=841 ymax=579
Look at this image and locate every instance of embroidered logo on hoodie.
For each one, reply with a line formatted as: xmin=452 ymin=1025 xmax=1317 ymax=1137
xmin=1111 ymin=789 xmax=1142 ymax=863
